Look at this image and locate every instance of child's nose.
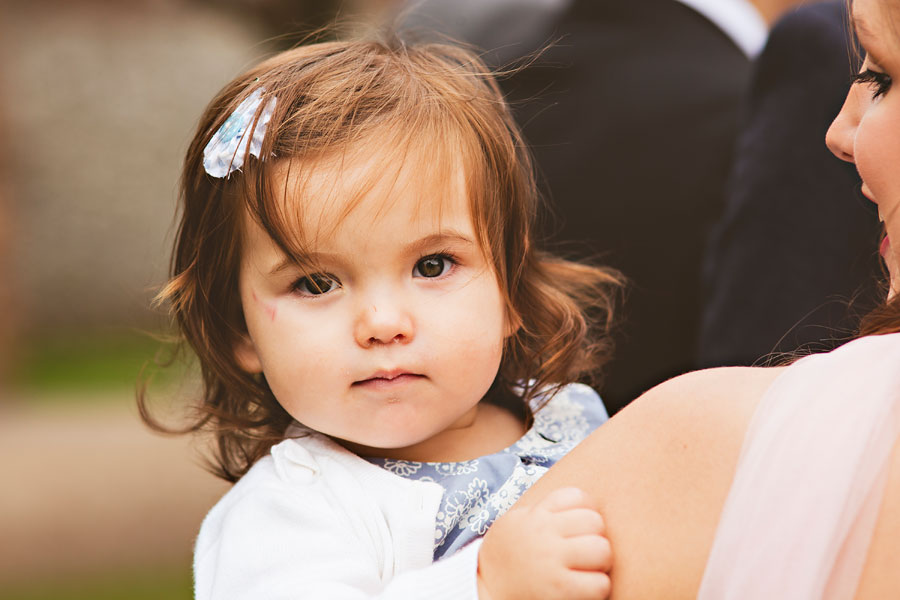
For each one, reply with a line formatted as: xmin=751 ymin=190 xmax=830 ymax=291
xmin=353 ymin=291 xmax=415 ymax=348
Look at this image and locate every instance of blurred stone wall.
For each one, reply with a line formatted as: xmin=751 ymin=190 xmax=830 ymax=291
xmin=0 ymin=1 xmax=270 ymax=338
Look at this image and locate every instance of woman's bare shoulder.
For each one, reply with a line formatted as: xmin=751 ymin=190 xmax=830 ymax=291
xmin=610 ymin=365 xmax=787 ymax=494
xmin=614 ymin=366 xmax=786 ymax=445
xmin=524 ymin=366 xmax=787 ymax=599
xmin=637 ymin=365 xmax=785 ymax=410
xmin=531 ymin=366 xmax=787 ymax=499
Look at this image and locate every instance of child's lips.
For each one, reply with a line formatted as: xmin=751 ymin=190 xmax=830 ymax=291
xmin=353 ymin=370 xmax=425 ymax=389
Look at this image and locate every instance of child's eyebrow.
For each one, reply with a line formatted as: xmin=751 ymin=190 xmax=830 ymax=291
xmin=403 ymin=231 xmax=476 ymax=255
xmin=267 ymin=254 xmax=335 ymax=276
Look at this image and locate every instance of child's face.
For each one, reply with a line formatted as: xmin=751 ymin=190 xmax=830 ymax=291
xmin=234 ymin=150 xmax=510 ymax=460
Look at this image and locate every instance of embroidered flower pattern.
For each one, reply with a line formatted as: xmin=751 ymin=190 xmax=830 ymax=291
xmin=366 ymin=384 xmax=608 ymax=559
xmin=433 ymin=461 xmax=477 ymax=477
xmin=380 ymin=460 xmax=422 ymax=478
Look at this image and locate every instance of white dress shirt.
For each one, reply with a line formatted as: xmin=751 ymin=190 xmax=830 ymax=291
xmin=672 ymin=0 xmax=768 ymax=57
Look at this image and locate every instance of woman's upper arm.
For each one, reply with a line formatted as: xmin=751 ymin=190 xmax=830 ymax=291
xmin=520 ymin=366 xmax=781 ymax=600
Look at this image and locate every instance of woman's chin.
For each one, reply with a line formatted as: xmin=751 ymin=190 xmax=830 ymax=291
xmin=884 ymin=238 xmax=899 ymax=300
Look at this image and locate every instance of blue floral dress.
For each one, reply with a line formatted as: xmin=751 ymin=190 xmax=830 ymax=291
xmin=366 ymin=383 xmax=608 ymax=559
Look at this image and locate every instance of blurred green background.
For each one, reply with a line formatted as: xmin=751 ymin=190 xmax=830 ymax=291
xmin=0 ymin=1 xmax=397 ymax=597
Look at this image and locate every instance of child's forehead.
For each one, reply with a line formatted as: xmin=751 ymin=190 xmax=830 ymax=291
xmin=268 ymin=139 xmax=472 ymax=238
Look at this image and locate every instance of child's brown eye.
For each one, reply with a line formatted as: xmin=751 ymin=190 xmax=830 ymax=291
xmin=414 ymin=255 xmax=449 ymax=278
xmin=293 ymin=273 xmax=339 ymax=295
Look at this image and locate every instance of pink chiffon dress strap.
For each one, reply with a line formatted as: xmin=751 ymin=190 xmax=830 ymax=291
xmin=698 ymin=333 xmax=900 ymax=599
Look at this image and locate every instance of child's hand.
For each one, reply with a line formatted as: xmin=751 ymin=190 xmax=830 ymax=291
xmin=477 ymin=486 xmax=612 ymax=600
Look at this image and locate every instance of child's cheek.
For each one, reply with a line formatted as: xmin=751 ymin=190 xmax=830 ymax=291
xmin=251 ymin=289 xmax=279 ymax=322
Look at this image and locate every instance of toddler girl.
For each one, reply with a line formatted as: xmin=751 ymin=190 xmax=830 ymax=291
xmin=144 ymin=34 xmax=620 ymax=600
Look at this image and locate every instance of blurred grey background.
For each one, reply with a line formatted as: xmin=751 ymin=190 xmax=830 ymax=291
xmin=0 ymin=1 xmax=361 ymax=597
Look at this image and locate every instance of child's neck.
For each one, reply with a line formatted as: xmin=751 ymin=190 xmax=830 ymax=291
xmin=342 ymin=402 xmax=527 ymax=463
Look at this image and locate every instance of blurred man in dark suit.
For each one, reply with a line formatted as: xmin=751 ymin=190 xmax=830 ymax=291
xmin=698 ymin=0 xmax=882 ymax=368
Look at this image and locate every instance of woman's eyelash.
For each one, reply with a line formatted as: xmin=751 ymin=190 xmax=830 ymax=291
xmin=852 ymin=69 xmax=893 ymax=99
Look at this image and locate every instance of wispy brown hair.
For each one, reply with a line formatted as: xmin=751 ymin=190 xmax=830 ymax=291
xmin=139 ymin=34 xmax=622 ymax=482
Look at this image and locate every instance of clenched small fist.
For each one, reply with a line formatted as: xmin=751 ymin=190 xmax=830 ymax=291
xmin=477 ymin=487 xmax=612 ymax=600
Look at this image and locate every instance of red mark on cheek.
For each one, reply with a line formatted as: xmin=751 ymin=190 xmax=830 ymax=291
xmin=251 ymin=290 xmax=278 ymax=322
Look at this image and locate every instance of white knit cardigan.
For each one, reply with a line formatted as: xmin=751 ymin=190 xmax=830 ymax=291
xmin=194 ymin=430 xmax=482 ymax=600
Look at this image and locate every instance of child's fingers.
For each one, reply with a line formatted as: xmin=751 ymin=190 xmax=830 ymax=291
xmin=562 ymin=534 xmax=613 ymax=572
xmin=559 ymin=569 xmax=612 ymax=600
xmin=553 ymin=507 xmax=606 ymax=537
xmin=535 ymin=486 xmax=592 ymax=513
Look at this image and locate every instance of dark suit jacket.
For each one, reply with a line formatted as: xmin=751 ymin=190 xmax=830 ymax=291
xmin=698 ymin=0 xmax=882 ymax=368
xmin=499 ymin=0 xmax=753 ymax=412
